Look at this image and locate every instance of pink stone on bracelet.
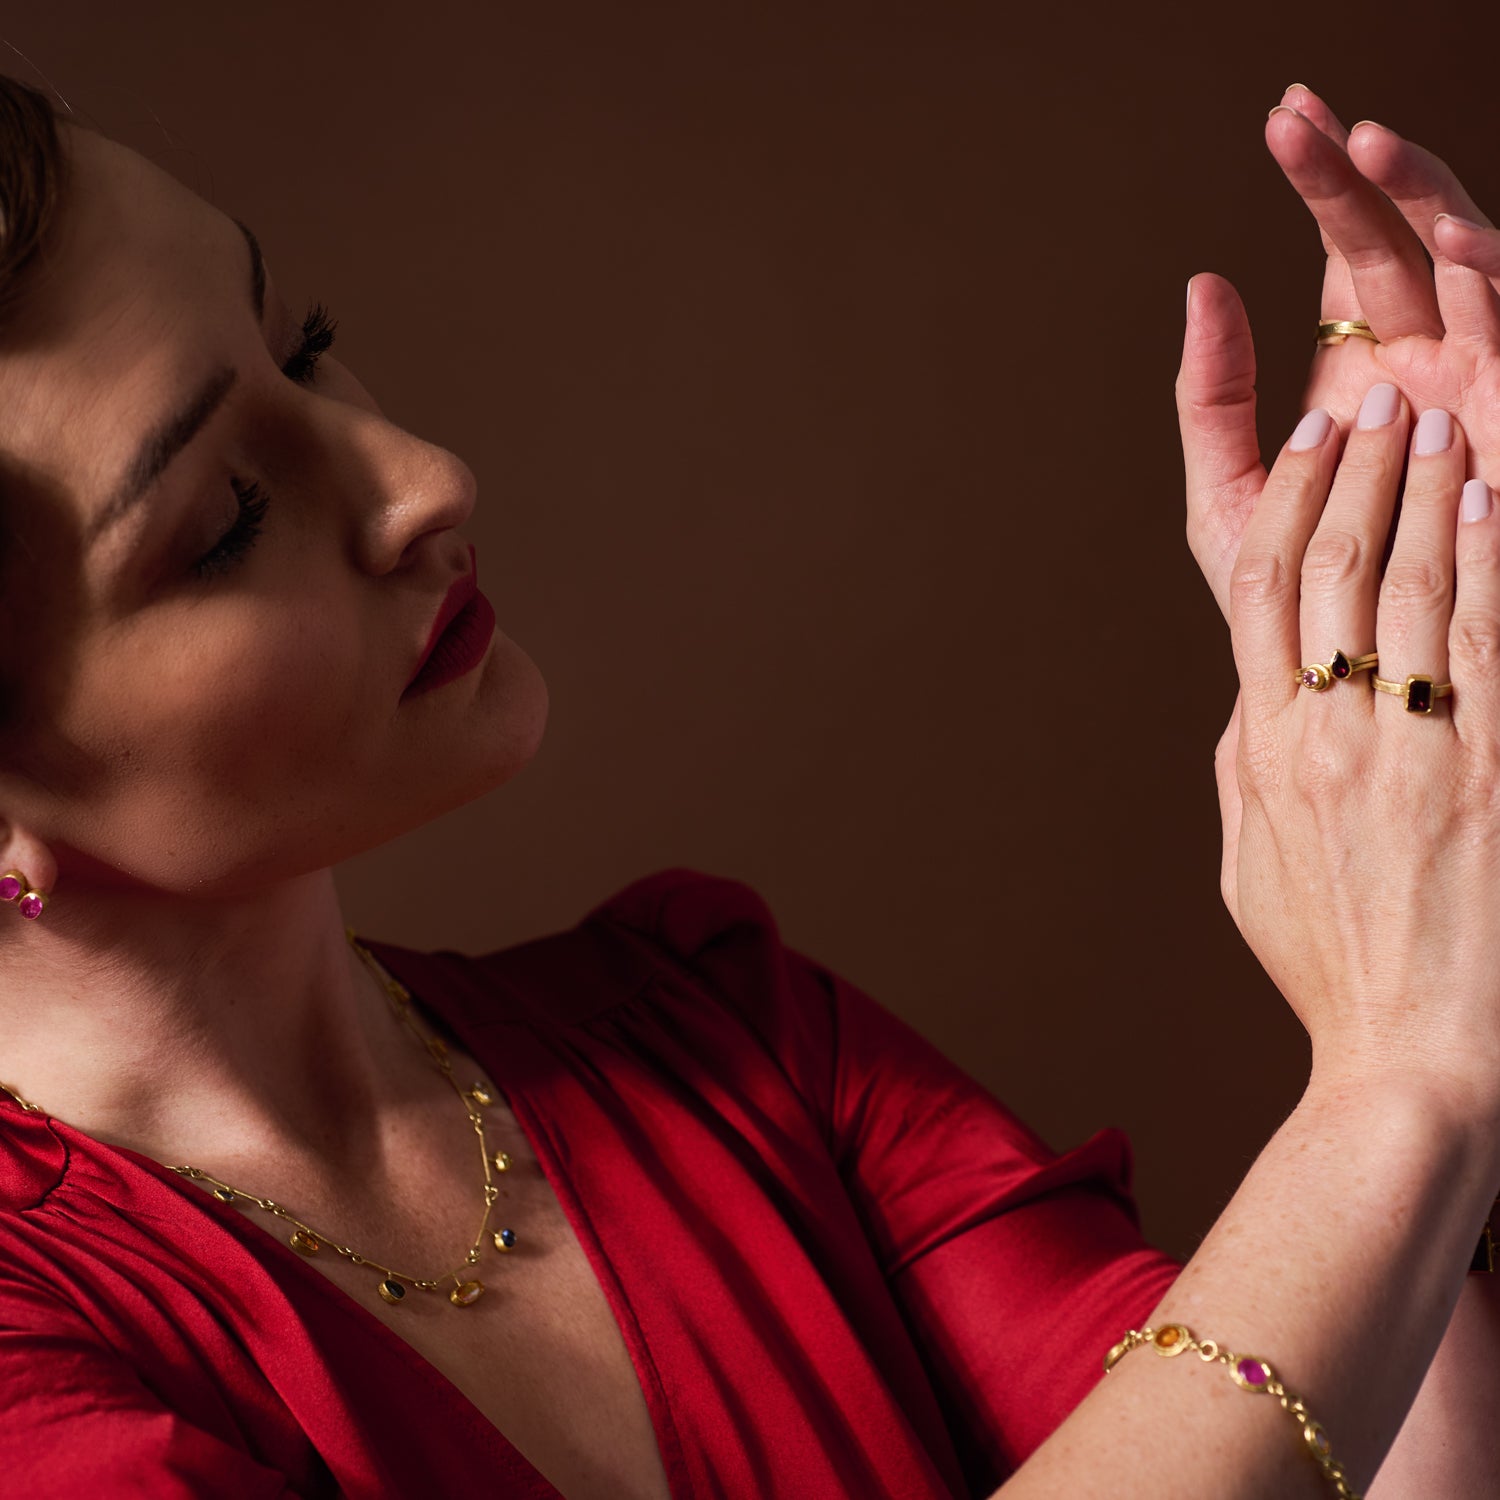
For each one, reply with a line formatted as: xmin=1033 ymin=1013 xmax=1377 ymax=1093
xmin=1104 ymin=1324 xmax=1359 ymax=1498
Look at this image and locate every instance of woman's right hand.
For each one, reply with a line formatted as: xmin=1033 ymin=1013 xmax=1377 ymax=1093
xmin=1221 ymin=386 xmax=1500 ymax=1104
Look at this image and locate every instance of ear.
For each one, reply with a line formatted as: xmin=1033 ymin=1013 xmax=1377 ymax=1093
xmin=0 ymin=820 xmax=59 ymax=900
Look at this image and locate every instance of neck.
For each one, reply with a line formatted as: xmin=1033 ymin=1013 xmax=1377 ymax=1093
xmin=0 ymin=870 xmax=416 ymax=1169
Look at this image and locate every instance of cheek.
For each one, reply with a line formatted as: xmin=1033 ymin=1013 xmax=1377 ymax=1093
xmin=52 ymin=595 xmax=381 ymax=887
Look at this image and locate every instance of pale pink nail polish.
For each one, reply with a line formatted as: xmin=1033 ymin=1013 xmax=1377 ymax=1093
xmin=1415 ymin=408 xmax=1453 ymax=455
xmin=1357 ymin=383 xmax=1400 ymax=430
xmin=1462 ymin=479 xmax=1492 ymax=524
xmin=1290 ymin=409 xmax=1333 ymax=452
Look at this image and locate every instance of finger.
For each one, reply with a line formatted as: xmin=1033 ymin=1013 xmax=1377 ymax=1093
xmin=1347 ymin=121 xmax=1500 ymax=347
xmin=1180 ymin=273 xmax=1265 ymax=622
xmin=1297 ymin=383 xmax=1406 ymax=711
xmin=1267 ymin=104 xmax=1443 ymax=340
xmin=1276 ymin=86 xmax=1360 ymax=323
xmin=1435 ymin=214 xmax=1500 ymax=311
xmin=1375 ymin=406 xmax=1468 ymax=714
xmin=1451 ymin=473 xmax=1500 ymax=740
xmin=1281 ymin=83 xmax=1352 ymax=150
xmin=1229 ymin=407 xmax=1341 ymax=721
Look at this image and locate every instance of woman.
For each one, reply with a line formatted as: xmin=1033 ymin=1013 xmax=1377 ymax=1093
xmin=0 ymin=71 xmax=1496 ymax=1497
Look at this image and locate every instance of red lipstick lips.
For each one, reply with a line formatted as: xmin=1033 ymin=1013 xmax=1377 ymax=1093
xmin=402 ymin=546 xmax=497 ymax=700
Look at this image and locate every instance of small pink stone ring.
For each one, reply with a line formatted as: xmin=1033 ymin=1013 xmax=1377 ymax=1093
xmin=1295 ymin=648 xmax=1379 ymax=692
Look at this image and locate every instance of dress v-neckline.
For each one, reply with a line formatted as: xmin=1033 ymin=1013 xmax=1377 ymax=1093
xmin=38 ymin=958 xmax=688 ymax=1500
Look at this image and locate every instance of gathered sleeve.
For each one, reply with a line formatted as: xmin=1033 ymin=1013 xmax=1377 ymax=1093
xmin=0 ymin=1276 xmax=299 ymax=1498
xmin=599 ymin=868 xmax=1182 ymax=1492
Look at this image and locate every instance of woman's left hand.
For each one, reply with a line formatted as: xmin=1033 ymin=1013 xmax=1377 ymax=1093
xmin=1182 ymin=84 xmax=1500 ymax=621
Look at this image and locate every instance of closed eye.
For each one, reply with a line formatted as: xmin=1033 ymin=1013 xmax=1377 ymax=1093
xmin=282 ymin=304 xmax=337 ymax=384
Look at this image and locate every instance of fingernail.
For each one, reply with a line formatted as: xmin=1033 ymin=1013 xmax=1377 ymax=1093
xmin=1268 ymin=104 xmax=1305 ymax=122
xmin=1351 ymin=119 xmax=1391 ymax=136
xmin=1186 ymin=276 xmax=1195 ymax=318
xmin=1437 ymin=212 xmax=1484 ymax=231
xmin=1284 ymin=81 xmax=1311 ymax=95
xmin=1357 ymin=383 xmax=1400 ymax=430
xmin=1415 ymin=408 xmax=1453 ymax=455
xmin=1290 ymin=408 xmax=1333 ymax=452
xmin=1462 ymin=479 xmax=1492 ymax=524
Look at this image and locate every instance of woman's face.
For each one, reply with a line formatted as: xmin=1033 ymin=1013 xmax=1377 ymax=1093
xmin=0 ymin=128 xmax=548 ymax=897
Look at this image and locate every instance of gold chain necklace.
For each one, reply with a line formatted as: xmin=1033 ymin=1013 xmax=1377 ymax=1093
xmin=2 ymin=931 xmax=516 ymax=1311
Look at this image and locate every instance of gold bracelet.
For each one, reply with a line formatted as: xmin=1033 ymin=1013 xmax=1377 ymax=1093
xmin=1104 ymin=1324 xmax=1360 ymax=1498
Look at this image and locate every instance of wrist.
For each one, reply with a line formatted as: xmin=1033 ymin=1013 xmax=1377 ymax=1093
xmin=1300 ymin=1062 xmax=1500 ymax=1206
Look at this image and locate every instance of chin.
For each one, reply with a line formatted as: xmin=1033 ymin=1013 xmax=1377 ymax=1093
xmin=402 ymin=642 xmax=550 ymax=826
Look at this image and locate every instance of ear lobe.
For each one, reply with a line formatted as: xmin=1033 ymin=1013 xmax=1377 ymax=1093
xmin=0 ymin=822 xmax=59 ymax=908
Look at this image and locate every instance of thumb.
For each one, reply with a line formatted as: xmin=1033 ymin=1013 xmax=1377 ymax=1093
xmin=1179 ymin=273 xmax=1267 ymax=622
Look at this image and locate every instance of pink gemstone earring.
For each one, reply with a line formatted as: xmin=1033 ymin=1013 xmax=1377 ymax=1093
xmin=0 ymin=871 xmax=46 ymax=920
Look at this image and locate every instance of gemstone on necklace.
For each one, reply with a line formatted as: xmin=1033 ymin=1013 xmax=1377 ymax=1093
xmin=450 ymin=1279 xmax=486 ymax=1306
xmin=494 ymin=1228 xmax=517 ymax=1253
xmin=288 ymin=1230 xmax=322 ymax=1256
xmin=493 ymin=1151 xmax=511 ymax=1172
xmin=378 ymin=1278 xmax=407 ymax=1305
xmin=212 ymin=1187 xmax=237 ymax=1204
xmin=468 ymin=1083 xmax=494 ymax=1108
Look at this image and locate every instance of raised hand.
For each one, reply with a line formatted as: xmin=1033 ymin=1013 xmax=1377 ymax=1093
xmin=1219 ymin=383 xmax=1500 ymax=1095
xmin=1182 ymin=84 xmax=1500 ymax=622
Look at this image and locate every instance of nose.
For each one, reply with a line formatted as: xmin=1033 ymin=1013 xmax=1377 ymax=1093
xmin=326 ymin=401 xmax=478 ymax=576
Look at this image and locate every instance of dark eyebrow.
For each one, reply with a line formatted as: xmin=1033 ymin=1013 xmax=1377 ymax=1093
xmin=236 ymin=219 xmax=266 ymax=323
xmin=86 ymin=219 xmax=265 ymax=549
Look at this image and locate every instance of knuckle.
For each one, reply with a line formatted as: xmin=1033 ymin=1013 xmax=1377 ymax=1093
xmin=1230 ymin=550 xmax=1295 ymax=620
xmin=1289 ymin=737 xmax=1347 ymax=805
xmin=1450 ymin=609 xmax=1500 ymax=671
xmin=1380 ymin=558 xmax=1451 ymax=618
xmin=1235 ymin=721 xmax=1281 ymax=796
xmin=1301 ymin=529 xmax=1369 ymax=594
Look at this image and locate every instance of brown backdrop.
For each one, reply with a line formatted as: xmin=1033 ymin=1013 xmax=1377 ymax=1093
xmin=13 ymin=2 xmax=1500 ymax=1258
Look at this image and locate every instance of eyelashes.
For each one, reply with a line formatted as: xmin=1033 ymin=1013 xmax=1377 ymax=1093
xmin=190 ymin=302 xmax=338 ymax=582
xmin=193 ymin=478 xmax=269 ymax=580
xmin=281 ymin=303 xmax=337 ymax=384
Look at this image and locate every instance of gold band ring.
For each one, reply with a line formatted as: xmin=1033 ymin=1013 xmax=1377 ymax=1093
xmin=1295 ymin=650 xmax=1379 ymax=692
xmin=1317 ymin=318 xmax=1380 ymax=347
xmin=1371 ymin=673 xmax=1453 ymax=714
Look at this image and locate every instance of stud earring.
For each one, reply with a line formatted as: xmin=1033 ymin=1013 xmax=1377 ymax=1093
xmin=0 ymin=872 xmax=46 ymax=920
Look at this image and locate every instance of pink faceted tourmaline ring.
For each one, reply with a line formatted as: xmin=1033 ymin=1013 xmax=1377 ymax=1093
xmin=17 ymin=890 xmax=45 ymax=921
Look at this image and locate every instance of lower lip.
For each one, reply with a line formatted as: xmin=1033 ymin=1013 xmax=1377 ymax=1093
xmin=402 ymin=592 xmax=497 ymax=700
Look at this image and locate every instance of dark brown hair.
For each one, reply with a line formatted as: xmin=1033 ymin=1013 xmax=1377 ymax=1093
xmin=0 ymin=75 xmax=65 ymax=324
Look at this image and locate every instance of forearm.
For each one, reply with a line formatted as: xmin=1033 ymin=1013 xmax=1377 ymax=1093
xmin=1368 ymin=1273 xmax=1500 ymax=1496
xmin=993 ymin=1071 xmax=1500 ymax=1499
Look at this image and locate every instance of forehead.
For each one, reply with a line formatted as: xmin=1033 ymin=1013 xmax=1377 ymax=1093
xmin=0 ymin=130 xmax=247 ymax=523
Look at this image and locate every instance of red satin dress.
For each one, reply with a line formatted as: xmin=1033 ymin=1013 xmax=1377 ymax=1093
xmin=0 ymin=869 xmax=1179 ymax=1497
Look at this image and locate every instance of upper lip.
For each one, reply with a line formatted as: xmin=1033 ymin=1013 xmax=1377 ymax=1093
xmin=404 ymin=546 xmax=478 ymax=690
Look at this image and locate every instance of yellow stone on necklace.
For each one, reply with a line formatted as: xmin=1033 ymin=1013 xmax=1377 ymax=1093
xmin=493 ymin=1151 xmax=511 ymax=1172
xmin=288 ymin=1230 xmax=322 ymax=1255
xmin=450 ymin=1279 xmax=486 ymax=1307
xmin=468 ymin=1083 xmax=494 ymax=1108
